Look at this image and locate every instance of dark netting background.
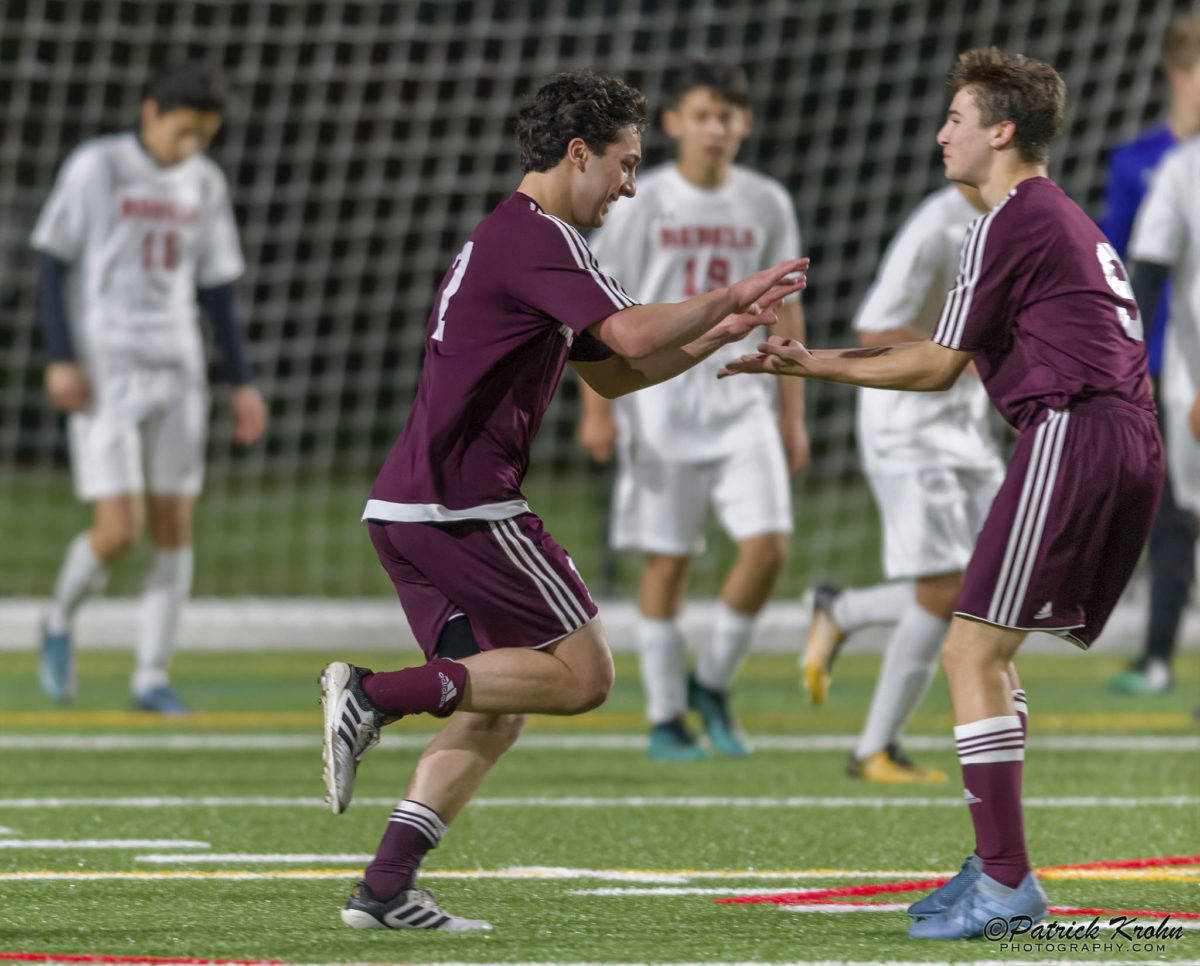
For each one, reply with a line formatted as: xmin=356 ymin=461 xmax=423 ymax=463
xmin=0 ymin=0 xmax=1189 ymax=596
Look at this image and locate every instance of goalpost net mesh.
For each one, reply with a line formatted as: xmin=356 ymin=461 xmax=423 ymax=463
xmin=0 ymin=0 xmax=1185 ymax=602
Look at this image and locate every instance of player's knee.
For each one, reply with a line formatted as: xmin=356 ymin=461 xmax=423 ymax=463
xmin=572 ymin=665 xmax=614 ymax=714
xmin=756 ymin=533 xmax=790 ymax=575
xmin=496 ymin=713 xmax=527 ymax=750
xmin=93 ymin=518 xmax=142 ymax=559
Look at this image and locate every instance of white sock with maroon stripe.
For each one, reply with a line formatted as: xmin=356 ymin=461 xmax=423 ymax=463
xmin=955 ymin=714 xmax=1030 ymax=888
xmin=637 ymin=616 xmax=687 ymax=725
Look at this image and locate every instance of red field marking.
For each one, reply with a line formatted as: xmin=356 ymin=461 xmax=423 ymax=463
xmin=0 ymin=955 xmax=288 ymax=966
xmin=717 ymin=854 xmax=1200 ymax=909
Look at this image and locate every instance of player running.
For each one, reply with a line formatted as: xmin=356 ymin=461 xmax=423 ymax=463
xmin=319 ymin=71 xmax=806 ymax=932
xmin=721 ymin=49 xmax=1163 ymax=940
xmin=33 ymin=62 xmax=266 ymax=713
xmin=575 ymin=61 xmax=808 ymax=761
xmin=802 ymin=183 xmax=1004 ymax=784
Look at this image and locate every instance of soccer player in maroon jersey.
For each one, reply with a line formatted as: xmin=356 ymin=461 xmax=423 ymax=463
xmin=318 ymin=71 xmax=807 ymax=931
xmin=721 ymin=49 xmax=1164 ymax=940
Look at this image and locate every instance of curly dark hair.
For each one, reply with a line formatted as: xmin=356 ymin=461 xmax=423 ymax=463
xmin=947 ymin=48 xmax=1065 ymax=164
xmin=145 ymin=61 xmax=227 ymax=114
xmin=517 ymin=71 xmax=647 ymax=173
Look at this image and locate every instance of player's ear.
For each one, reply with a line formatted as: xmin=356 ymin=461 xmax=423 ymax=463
xmin=989 ymin=119 xmax=1017 ymax=151
xmin=565 ymin=136 xmax=590 ymax=172
xmin=140 ymin=98 xmax=159 ymax=127
xmin=737 ymin=107 xmax=753 ymax=138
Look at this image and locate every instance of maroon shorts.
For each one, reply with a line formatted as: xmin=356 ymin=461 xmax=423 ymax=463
xmin=368 ymin=513 xmax=598 ymax=660
xmin=956 ymin=398 xmax=1164 ymax=648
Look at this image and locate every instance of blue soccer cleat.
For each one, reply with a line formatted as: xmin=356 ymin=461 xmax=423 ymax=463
xmin=132 ymin=684 xmax=189 ymax=715
xmin=907 ymin=854 xmax=982 ymax=919
xmin=908 ymin=870 xmax=1047 ymax=940
xmin=39 ymin=621 xmax=76 ymax=703
xmin=687 ymin=674 xmax=750 ymax=757
xmin=647 ymin=718 xmax=708 ymax=762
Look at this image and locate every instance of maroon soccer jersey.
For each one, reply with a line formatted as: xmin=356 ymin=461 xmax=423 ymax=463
xmin=933 ymin=177 xmax=1154 ymax=430
xmin=365 ymin=193 xmax=634 ymax=522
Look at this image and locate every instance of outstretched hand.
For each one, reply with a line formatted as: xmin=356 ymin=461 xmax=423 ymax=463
xmin=717 ymin=335 xmax=816 ymax=379
xmin=727 ymin=258 xmax=809 ymax=315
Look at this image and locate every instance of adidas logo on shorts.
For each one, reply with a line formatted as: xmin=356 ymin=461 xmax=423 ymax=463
xmin=438 ymin=671 xmax=458 ymax=710
xmin=1034 ymin=601 xmax=1053 ymax=620
xmin=963 ymin=787 xmax=982 ymax=805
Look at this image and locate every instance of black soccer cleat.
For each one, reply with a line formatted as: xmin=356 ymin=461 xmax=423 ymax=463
xmin=341 ymin=880 xmax=492 ymax=931
xmin=320 ymin=662 xmax=397 ymax=814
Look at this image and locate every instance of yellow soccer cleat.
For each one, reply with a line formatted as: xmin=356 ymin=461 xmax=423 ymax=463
xmin=801 ymin=584 xmax=845 ymax=704
xmin=847 ymin=744 xmax=948 ymax=784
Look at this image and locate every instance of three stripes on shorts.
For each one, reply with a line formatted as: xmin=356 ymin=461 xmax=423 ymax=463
xmin=488 ymin=518 xmax=589 ymax=633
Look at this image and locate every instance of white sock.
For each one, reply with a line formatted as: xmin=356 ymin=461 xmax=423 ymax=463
xmin=47 ymin=532 xmax=108 ymax=634
xmin=133 ymin=547 xmax=193 ymax=695
xmin=855 ymin=602 xmax=947 ymax=760
xmin=831 ymin=581 xmax=912 ymax=635
xmin=636 ymin=616 xmax=687 ymax=725
xmin=694 ymin=602 xmax=755 ymax=692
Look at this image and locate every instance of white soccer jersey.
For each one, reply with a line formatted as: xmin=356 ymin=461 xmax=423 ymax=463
xmin=1129 ymin=137 xmax=1200 ymax=513
xmin=31 ymin=132 xmax=245 ymax=385
xmin=1129 ymin=137 xmax=1200 ymax=408
xmin=854 ymin=186 xmax=999 ymax=474
xmin=590 ymin=163 xmax=801 ymax=462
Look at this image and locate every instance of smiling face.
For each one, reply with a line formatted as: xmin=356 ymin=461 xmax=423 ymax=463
xmin=936 ymin=87 xmax=1001 ymax=187
xmin=663 ymin=86 xmax=751 ymax=176
xmin=570 ymin=124 xmax=642 ymax=229
xmin=140 ymin=101 xmax=222 ymax=167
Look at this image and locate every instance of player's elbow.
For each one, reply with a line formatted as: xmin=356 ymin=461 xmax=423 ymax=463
xmin=597 ymin=314 xmax=657 ymax=361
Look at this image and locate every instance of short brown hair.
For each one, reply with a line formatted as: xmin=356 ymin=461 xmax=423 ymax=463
xmin=517 ymin=71 xmax=647 ymax=173
xmin=1161 ymin=13 xmax=1200 ymax=71
xmin=947 ymin=48 xmax=1066 ymax=164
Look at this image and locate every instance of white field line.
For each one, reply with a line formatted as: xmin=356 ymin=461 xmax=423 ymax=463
xmin=0 ymin=839 xmax=209 ymax=849
xmin=1 ymin=733 xmax=1196 ymax=752
xmin=130 ymin=859 xmax=952 ymax=880
xmin=0 ymin=794 xmax=1195 ymax=809
xmin=0 ymin=826 xmax=17 ymax=834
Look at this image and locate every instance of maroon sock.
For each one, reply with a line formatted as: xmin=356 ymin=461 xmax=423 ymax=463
xmin=363 ymin=799 xmax=447 ymax=901
xmin=362 ymin=657 xmax=466 ymax=717
xmin=955 ymin=714 xmax=1030 ymax=888
xmin=1012 ymin=689 xmax=1028 ymax=739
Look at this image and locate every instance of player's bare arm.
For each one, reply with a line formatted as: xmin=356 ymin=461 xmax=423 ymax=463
xmin=719 ymin=334 xmax=972 ymax=392
xmin=575 ymin=383 xmax=619 ymax=463
xmin=591 ymin=257 xmax=807 ymax=359
xmin=44 ymin=361 xmax=91 ymax=412
xmin=774 ymin=298 xmax=810 ymax=474
xmin=231 ymin=384 xmax=268 ymax=445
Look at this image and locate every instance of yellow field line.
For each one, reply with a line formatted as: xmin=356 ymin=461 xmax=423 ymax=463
xmin=1041 ymin=868 xmax=1200 ymax=882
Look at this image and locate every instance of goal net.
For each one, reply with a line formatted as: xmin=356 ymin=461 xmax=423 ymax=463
xmin=0 ymin=0 xmax=1186 ymax=612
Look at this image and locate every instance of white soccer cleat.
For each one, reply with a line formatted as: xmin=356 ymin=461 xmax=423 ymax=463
xmin=341 ymin=881 xmax=492 ymax=931
xmin=319 ymin=662 xmax=395 ymax=814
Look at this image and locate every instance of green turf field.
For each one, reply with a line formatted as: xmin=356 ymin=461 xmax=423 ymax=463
xmin=0 ymin=650 xmax=1197 ymax=964
xmin=0 ymin=468 xmax=882 ymax=598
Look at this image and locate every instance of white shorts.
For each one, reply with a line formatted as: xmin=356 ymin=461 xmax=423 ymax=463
xmin=67 ymin=371 xmax=209 ymax=501
xmin=1164 ymin=392 xmax=1200 ymax=516
xmin=610 ymin=435 xmax=793 ymax=556
xmin=866 ymin=464 xmax=1003 ymax=580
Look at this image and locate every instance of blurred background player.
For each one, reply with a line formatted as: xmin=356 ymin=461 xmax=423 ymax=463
xmin=803 ymin=182 xmax=1004 ymax=784
xmin=1126 ymin=117 xmax=1200 ymax=702
xmin=321 ymin=71 xmax=807 ymax=930
xmin=575 ymin=62 xmax=808 ymax=760
xmin=1100 ymin=12 xmax=1200 ymax=696
xmin=32 ymin=62 xmax=267 ymax=713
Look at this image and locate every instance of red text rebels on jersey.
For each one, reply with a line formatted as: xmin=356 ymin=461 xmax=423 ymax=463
xmin=121 ymin=197 xmax=201 ymax=224
xmin=659 ymin=225 xmax=757 ymax=249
